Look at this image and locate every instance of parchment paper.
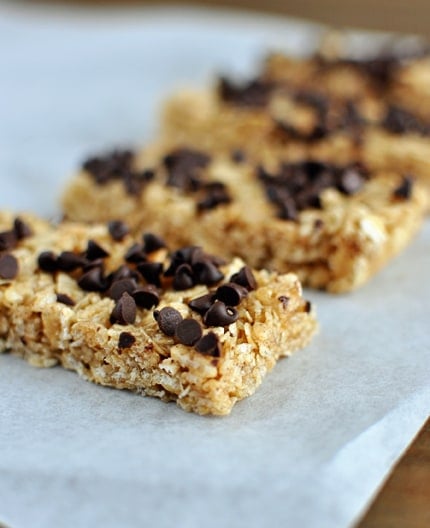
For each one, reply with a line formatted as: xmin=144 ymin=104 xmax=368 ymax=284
xmin=0 ymin=4 xmax=429 ymax=527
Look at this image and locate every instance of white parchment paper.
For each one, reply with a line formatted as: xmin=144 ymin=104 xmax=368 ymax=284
xmin=0 ymin=4 xmax=429 ymax=528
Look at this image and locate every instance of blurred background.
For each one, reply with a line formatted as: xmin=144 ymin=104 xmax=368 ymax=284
xmin=26 ymin=0 xmax=430 ymax=36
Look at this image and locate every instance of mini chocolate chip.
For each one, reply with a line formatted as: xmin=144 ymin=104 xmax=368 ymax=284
xmin=314 ymin=218 xmax=324 ymax=229
xmin=56 ymin=293 xmax=75 ymax=306
xmin=0 ymin=230 xmax=17 ymax=251
xmin=195 ymin=332 xmax=221 ymax=357
xmin=78 ymin=267 xmax=107 ymax=292
xmin=142 ymin=233 xmax=166 ymax=254
xmin=107 ymin=265 xmax=138 ymax=283
xmin=338 ymin=168 xmax=365 ymax=195
xmin=118 ymin=331 xmax=136 ymax=349
xmin=57 ymin=251 xmax=87 ymax=272
xmin=163 ymin=148 xmax=210 ymax=191
xmin=218 ymin=76 xmax=274 ymax=107
xmin=0 ymin=254 xmax=18 ymax=279
xmin=108 ymin=220 xmax=129 ymax=241
xmin=304 ymin=300 xmax=312 ymax=313
xmin=38 ymin=251 xmax=58 ymax=272
xmin=278 ymin=295 xmax=289 ymax=309
xmin=192 ymin=260 xmax=224 ymax=285
xmin=173 ymin=263 xmax=195 ymax=290
xmin=393 ymin=175 xmax=413 ymax=200
xmin=137 ymin=261 xmax=163 ymax=287
xmin=13 ymin=217 xmax=32 ymax=239
xmin=231 ymin=149 xmax=246 ymax=163
xmin=85 ymin=240 xmax=110 ymax=261
xmin=175 ymin=318 xmax=203 ymax=346
xmin=197 ymin=182 xmax=231 ymax=212
xmin=164 ymin=246 xmax=197 ymax=276
xmin=154 ymin=306 xmax=183 ymax=336
xmin=108 ymin=278 xmax=138 ymax=301
xmin=125 ymin=243 xmax=147 ymax=263
xmin=110 ymin=292 xmax=137 ymax=325
xmin=216 ymin=282 xmax=248 ymax=306
xmin=204 ymin=301 xmax=238 ymax=327
xmin=132 ymin=285 xmax=160 ymax=309
xmin=230 ymin=266 xmax=257 ymax=291
xmin=188 ymin=292 xmax=216 ymax=315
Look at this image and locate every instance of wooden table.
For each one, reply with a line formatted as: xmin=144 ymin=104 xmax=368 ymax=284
xmin=23 ymin=1 xmax=430 ymax=525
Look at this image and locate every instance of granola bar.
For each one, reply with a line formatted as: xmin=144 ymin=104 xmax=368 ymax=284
xmin=61 ymin=146 xmax=428 ymax=292
xmin=161 ymin=44 xmax=430 ymax=191
xmin=0 ymin=212 xmax=316 ymax=415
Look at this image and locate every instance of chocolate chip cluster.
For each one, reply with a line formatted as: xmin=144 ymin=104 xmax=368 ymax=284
xmin=163 ymin=148 xmax=231 ymax=211
xmin=36 ymin=224 xmax=258 ymax=358
xmin=37 ymin=227 xmax=167 ymax=322
xmin=258 ymin=161 xmax=368 ymax=221
xmin=83 ymin=147 xmax=231 ymax=213
xmin=153 ymin=265 xmax=257 ymax=358
xmin=82 ymin=149 xmax=154 ymax=195
xmin=0 ymin=217 xmax=32 ymax=280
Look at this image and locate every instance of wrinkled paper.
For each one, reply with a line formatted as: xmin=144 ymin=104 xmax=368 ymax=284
xmin=0 ymin=4 xmax=429 ymax=527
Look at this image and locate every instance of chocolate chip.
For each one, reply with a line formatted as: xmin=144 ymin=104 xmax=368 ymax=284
xmin=188 ymin=292 xmax=216 ymax=315
xmin=142 ymin=233 xmax=166 ymax=254
xmin=85 ymin=240 xmax=110 ymax=261
xmin=231 ymin=149 xmax=246 ymax=163
xmin=118 ymin=331 xmax=136 ymax=349
xmin=124 ymin=243 xmax=147 ymax=263
xmin=393 ymin=175 xmax=414 ymax=200
xmin=137 ymin=261 xmax=163 ymax=287
xmin=216 ymin=282 xmax=248 ymax=306
xmin=110 ymin=292 xmax=137 ymax=325
xmin=258 ymin=161 xmax=368 ymax=217
xmin=13 ymin=217 xmax=32 ymax=239
xmin=132 ymin=285 xmax=160 ymax=309
xmin=230 ymin=266 xmax=257 ymax=291
xmin=195 ymin=332 xmax=221 ymax=357
xmin=108 ymin=220 xmax=129 ymax=241
xmin=173 ymin=263 xmax=195 ymax=290
xmin=197 ymin=182 xmax=231 ymax=212
xmin=278 ymin=295 xmax=289 ymax=309
xmin=0 ymin=230 xmax=17 ymax=252
xmin=192 ymin=260 xmax=224 ymax=285
xmin=57 ymin=251 xmax=87 ymax=272
xmin=163 ymin=148 xmax=210 ymax=191
xmin=123 ymin=169 xmax=154 ymax=196
xmin=154 ymin=306 xmax=183 ymax=336
xmin=0 ymin=254 xmax=18 ymax=279
xmin=107 ymin=265 xmax=138 ymax=283
xmin=164 ymin=246 xmax=199 ymax=277
xmin=218 ymin=76 xmax=274 ymax=107
xmin=175 ymin=318 xmax=203 ymax=346
xmin=108 ymin=277 xmax=138 ymax=301
xmin=38 ymin=251 xmax=58 ymax=272
xmin=204 ymin=301 xmax=238 ymax=327
xmin=56 ymin=293 xmax=75 ymax=306
xmin=83 ymin=149 xmax=134 ymax=182
xmin=78 ymin=267 xmax=107 ymax=292
xmin=304 ymin=300 xmax=312 ymax=313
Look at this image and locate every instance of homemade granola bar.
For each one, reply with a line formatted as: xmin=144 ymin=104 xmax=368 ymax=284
xmin=162 ymin=44 xmax=430 ymax=190
xmin=61 ymin=146 xmax=428 ymax=292
xmin=0 ymin=212 xmax=316 ymax=415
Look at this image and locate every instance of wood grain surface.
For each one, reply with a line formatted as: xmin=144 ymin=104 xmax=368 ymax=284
xmin=357 ymin=418 xmax=430 ymax=528
xmin=40 ymin=0 xmax=430 ymax=36
xmin=19 ymin=1 xmax=430 ymax=525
